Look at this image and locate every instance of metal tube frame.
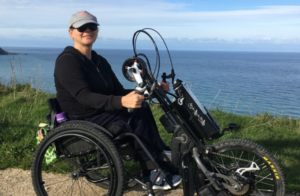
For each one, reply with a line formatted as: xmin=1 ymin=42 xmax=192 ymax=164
xmin=113 ymin=133 xmax=175 ymax=190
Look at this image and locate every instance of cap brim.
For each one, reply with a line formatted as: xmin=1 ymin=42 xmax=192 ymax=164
xmin=72 ymin=20 xmax=99 ymax=28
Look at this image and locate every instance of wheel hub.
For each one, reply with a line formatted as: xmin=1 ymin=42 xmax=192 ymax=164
xmin=71 ymin=171 xmax=80 ymax=180
xmin=226 ymin=173 xmax=255 ymax=196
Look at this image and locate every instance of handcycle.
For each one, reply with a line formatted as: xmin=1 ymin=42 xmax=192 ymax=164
xmin=31 ymin=29 xmax=286 ymax=196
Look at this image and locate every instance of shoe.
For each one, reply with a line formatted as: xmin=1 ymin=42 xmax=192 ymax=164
xmin=142 ymin=169 xmax=182 ymax=190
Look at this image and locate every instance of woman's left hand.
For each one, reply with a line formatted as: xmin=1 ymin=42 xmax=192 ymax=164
xmin=158 ymin=81 xmax=170 ymax=92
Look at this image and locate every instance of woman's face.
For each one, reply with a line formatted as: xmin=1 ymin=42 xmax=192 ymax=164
xmin=69 ymin=24 xmax=98 ymax=47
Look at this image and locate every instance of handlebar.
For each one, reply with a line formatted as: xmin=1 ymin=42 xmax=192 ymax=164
xmin=128 ymin=86 xmax=147 ymax=113
xmin=122 ymin=56 xmax=173 ymax=113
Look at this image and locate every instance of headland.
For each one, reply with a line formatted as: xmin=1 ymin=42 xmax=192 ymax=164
xmin=0 ymin=47 xmax=19 ymax=55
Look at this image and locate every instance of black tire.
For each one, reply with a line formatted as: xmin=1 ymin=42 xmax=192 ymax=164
xmin=211 ymin=139 xmax=285 ymax=196
xmin=31 ymin=122 xmax=125 ymax=196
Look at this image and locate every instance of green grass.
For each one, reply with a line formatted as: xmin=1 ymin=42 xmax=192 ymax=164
xmin=0 ymin=83 xmax=299 ymax=193
xmin=0 ymin=83 xmax=53 ymax=169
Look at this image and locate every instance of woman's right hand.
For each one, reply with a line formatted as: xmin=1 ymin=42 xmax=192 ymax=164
xmin=121 ymin=91 xmax=144 ymax=108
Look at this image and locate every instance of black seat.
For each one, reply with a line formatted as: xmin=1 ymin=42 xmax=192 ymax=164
xmin=47 ymin=98 xmax=61 ymax=130
xmin=46 ymin=98 xmax=115 ymax=138
xmin=46 ymin=98 xmax=127 ymax=137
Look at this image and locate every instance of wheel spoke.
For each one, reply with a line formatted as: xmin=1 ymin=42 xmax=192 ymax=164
xmin=32 ymin=128 xmax=125 ymax=196
xmin=210 ymin=139 xmax=284 ymax=196
xmin=255 ymin=187 xmax=267 ymax=196
xmin=255 ymin=173 xmax=272 ymax=184
xmin=81 ymin=178 xmax=102 ymax=195
xmin=255 ymin=174 xmax=273 ymax=181
xmin=257 ymin=181 xmax=274 ymax=187
xmin=230 ymin=151 xmax=239 ymax=165
xmin=237 ymin=151 xmax=243 ymax=165
xmin=256 ymin=189 xmax=274 ymax=193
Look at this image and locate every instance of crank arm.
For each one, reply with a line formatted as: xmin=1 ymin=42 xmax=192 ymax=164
xmin=193 ymin=148 xmax=242 ymax=192
xmin=215 ymin=173 xmax=242 ymax=192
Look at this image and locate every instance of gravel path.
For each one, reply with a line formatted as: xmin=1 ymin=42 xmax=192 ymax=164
xmin=0 ymin=168 xmax=184 ymax=196
xmin=1 ymin=168 xmax=298 ymax=196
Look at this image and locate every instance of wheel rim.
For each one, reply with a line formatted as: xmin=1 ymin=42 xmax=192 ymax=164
xmin=211 ymin=148 xmax=278 ymax=196
xmin=34 ymin=133 xmax=117 ymax=196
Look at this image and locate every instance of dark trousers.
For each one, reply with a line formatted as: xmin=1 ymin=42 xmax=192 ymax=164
xmin=70 ymin=101 xmax=166 ymax=162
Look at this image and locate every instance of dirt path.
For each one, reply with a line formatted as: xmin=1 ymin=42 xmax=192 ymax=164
xmin=0 ymin=168 xmax=184 ymax=196
xmin=1 ymin=168 xmax=299 ymax=196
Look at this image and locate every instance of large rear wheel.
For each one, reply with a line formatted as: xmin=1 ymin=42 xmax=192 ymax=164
xmin=31 ymin=122 xmax=125 ymax=196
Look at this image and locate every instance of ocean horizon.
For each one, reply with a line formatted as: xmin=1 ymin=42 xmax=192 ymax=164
xmin=1 ymin=46 xmax=299 ymax=118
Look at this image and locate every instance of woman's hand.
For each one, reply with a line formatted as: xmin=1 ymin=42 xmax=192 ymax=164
xmin=121 ymin=91 xmax=144 ymax=108
xmin=158 ymin=81 xmax=170 ymax=92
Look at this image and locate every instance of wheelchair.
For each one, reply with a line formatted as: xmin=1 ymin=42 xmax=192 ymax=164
xmin=31 ymin=29 xmax=286 ymax=196
xmin=31 ymin=98 xmax=173 ymax=196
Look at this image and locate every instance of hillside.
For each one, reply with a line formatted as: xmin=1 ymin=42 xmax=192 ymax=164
xmin=0 ymin=47 xmax=19 ymax=55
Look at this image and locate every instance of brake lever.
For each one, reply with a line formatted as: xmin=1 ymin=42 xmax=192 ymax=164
xmin=161 ymin=69 xmax=175 ymax=84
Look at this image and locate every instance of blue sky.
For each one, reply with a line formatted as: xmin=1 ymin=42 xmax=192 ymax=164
xmin=0 ymin=0 xmax=299 ymax=52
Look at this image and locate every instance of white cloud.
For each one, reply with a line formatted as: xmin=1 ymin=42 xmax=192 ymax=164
xmin=282 ymin=37 xmax=300 ymax=44
xmin=0 ymin=0 xmax=299 ymax=51
xmin=1 ymin=0 xmax=299 ymax=27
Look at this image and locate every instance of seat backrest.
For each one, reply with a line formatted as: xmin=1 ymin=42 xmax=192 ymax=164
xmin=47 ymin=98 xmax=62 ymax=130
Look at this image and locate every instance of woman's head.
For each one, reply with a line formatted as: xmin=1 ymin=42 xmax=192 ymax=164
xmin=69 ymin=11 xmax=99 ymax=47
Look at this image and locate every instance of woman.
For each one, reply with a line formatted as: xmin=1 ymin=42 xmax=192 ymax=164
xmin=54 ymin=11 xmax=181 ymax=190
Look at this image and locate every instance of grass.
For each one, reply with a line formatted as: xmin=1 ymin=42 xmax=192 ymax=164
xmin=0 ymin=82 xmax=53 ymax=170
xmin=0 ymin=81 xmax=299 ymax=193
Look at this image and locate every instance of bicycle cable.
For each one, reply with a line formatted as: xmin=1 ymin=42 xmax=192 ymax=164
xmin=132 ymin=28 xmax=175 ymax=83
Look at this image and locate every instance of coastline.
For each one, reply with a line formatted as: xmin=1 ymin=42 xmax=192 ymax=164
xmin=0 ymin=47 xmax=19 ymax=55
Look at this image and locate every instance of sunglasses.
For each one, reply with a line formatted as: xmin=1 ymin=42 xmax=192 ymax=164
xmin=72 ymin=23 xmax=98 ymax=32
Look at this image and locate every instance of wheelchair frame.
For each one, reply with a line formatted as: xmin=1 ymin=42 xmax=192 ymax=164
xmin=46 ymin=98 xmax=176 ymax=196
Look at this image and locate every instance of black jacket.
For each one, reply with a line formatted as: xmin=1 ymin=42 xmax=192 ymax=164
xmin=54 ymin=46 xmax=132 ymax=118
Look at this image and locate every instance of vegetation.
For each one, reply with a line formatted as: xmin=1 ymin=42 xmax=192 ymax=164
xmin=0 ymin=82 xmax=299 ymax=193
xmin=0 ymin=82 xmax=53 ymax=169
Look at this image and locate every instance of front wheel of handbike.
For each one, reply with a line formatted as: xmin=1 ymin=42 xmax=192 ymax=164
xmin=31 ymin=122 xmax=125 ymax=196
xmin=211 ymin=139 xmax=285 ymax=196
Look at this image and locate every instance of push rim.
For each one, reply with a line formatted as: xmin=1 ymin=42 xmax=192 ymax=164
xmin=34 ymin=133 xmax=116 ymax=196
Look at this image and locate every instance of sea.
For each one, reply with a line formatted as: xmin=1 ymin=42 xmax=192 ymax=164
xmin=0 ymin=47 xmax=299 ymax=118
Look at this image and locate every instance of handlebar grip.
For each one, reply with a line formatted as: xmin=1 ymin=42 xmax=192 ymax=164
xmin=128 ymin=89 xmax=144 ymax=113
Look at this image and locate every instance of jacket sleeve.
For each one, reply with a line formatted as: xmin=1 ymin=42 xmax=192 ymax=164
xmin=55 ymin=54 xmax=123 ymax=111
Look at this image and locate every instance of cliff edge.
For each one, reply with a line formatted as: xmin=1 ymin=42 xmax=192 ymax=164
xmin=0 ymin=47 xmax=19 ymax=55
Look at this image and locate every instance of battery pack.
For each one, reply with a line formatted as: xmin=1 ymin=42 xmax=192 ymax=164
xmin=173 ymin=79 xmax=221 ymax=141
